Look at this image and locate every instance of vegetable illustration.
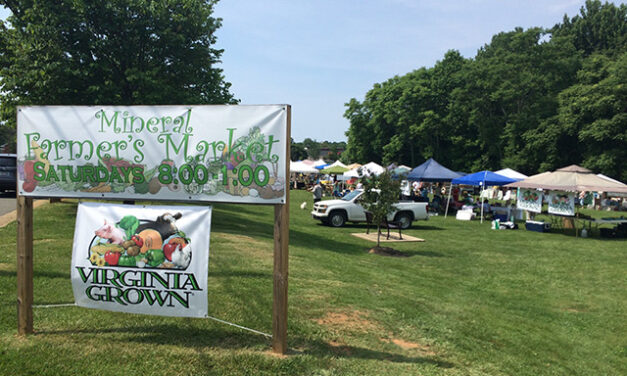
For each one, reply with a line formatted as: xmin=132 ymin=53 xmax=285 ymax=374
xmin=104 ymin=251 xmax=120 ymax=266
xmin=146 ymin=249 xmax=166 ymax=267
xmin=131 ymin=234 xmax=143 ymax=247
xmin=163 ymin=242 xmax=177 ymax=261
xmin=117 ymin=215 xmax=140 ymax=240
xmin=138 ymin=229 xmax=162 ymax=254
xmin=88 ymin=211 xmax=192 ymax=270
xmin=118 ymin=255 xmax=137 ymax=267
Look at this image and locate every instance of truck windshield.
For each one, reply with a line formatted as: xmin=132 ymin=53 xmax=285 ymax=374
xmin=341 ymin=190 xmax=362 ymax=201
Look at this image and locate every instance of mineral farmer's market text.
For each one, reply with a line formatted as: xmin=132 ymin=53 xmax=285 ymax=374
xmin=76 ymin=267 xmax=201 ymax=309
xmin=22 ymin=109 xmax=281 ymax=164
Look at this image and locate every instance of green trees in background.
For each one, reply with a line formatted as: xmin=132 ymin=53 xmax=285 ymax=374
xmin=0 ymin=0 xmax=235 ymax=150
xmin=344 ymin=0 xmax=626 ymax=181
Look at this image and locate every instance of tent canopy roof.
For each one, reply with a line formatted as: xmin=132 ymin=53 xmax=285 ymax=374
xmin=290 ymin=161 xmax=319 ymax=174
xmin=495 ymin=168 xmax=528 ymax=180
xmin=452 ymin=170 xmax=519 ymax=186
xmin=407 ymin=158 xmax=462 ymax=182
xmin=505 ymin=165 xmax=627 ymax=192
xmin=321 ymin=165 xmax=349 ymax=174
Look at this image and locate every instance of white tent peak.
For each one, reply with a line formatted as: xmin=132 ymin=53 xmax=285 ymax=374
xmin=495 ymin=168 xmax=528 ymax=180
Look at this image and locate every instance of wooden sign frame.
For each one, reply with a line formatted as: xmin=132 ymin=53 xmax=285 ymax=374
xmin=16 ymin=106 xmax=291 ymax=354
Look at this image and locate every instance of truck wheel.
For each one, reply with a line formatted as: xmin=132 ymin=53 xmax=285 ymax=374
xmin=328 ymin=211 xmax=347 ymax=227
xmin=395 ymin=212 xmax=412 ymax=229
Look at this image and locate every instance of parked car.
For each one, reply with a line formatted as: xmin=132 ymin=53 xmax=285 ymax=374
xmin=0 ymin=153 xmax=17 ymax=192
xmin=311 ymin=189 xmax=429 ymax=229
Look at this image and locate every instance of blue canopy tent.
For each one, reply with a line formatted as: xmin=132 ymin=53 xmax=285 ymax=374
xmin=451 ymin=171 xmax=520 ymax=222
xmin=407 ymin=159 xmax=463 ymax=217
xmin=451 ymin=170 xmax=519 ymax=186
xmin=407 ymin=158 xmax=463 ymax=182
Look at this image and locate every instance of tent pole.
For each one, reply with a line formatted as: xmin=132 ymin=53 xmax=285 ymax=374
xmin=445 ymin=182 xmax=452 ymax=218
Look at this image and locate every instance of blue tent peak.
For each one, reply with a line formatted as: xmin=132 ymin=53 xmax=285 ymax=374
xmin=407 ymin=158 xmax=463 ymax=182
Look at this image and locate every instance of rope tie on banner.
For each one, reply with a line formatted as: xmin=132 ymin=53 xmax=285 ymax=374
xmin=205 ymin=315 xmax=272 ymax=338
xmin=31 ymin=303 xmax=272 ymax=338
xmin=32 ymin=303 xmax=77 ymax=308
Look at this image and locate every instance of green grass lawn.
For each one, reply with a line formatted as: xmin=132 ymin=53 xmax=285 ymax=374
xmin=0 ymin=190 xmax=625 ymax=375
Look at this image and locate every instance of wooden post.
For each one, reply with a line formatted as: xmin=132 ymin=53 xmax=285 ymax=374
xmin=17 ymin=195 xmax=34 ymax=335
xmin=272 ymin=105 xmax=290 ymax=354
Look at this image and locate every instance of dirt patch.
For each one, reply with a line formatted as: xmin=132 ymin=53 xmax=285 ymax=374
xmin=0 ymin=263 xmax=14 ymax=272
xmin=381 ymin=337 xmax=436 ymax=355
xmin=316 ymin=310 xmax=380 ymax=333
xmin=368 ymin=247 xmax=409 ymax=257
xmin=263 ymin=350 xmax=289 ymax=359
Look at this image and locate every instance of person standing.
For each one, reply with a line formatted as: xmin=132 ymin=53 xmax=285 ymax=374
xmin=311 ymin=182 xmax=323 ymax=203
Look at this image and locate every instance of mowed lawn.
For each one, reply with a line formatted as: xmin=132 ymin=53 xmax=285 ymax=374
xmin=0 ymin=190 xmax=625 ymax=375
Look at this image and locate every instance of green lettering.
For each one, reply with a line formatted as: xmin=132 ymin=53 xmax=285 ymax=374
xmin=45 ymin=165 xmax=59 ymax=182
xmin=68 ymin=140 xmax=94 ymax=160
xmin=23 ymin=132 xmax=41 ymax=160
xmin=76 ymin=267 xmax=94 ymax=283
xmin=33 ymin=161 xmax=46 ymax=182
xmin=96 ymin=110 xmax=121 ymax=133
xmin=181 ymin=273 xmax=201 ymax=291
xmin=142 ymin=289 xmax=168 ymax=306
xmin=157 ymin=133 xmax=189 ymax=160
xmin=133 ymin=139 xmax=145 ymax=163
xmin=96 ymin=166 xmax=109 ymax=182
xmin=167 ymin=290 xmax=191 ymax=308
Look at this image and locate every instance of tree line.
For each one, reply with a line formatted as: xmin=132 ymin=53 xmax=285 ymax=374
xmin=290 ymin=138 xmax=347 ymax=162
xmin=343 ymin=0 xmax=626 ymax=181
xmin=0 ymin=0 xmax=236 ymax=150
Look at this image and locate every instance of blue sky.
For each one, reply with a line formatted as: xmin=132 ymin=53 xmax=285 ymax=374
xmin=2 ymin=1 xmax=624 ymax=141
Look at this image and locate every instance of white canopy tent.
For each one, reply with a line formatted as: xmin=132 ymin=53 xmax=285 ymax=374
xmin=344 ymin=162 xmax=385 ymax=178
xmin=325 ymin=160 xmax=348 ymax=169
xmin=495 ymin=168 xmax=528 ymax=180
xmin=290 ymin=161 xmax=320 ymax=174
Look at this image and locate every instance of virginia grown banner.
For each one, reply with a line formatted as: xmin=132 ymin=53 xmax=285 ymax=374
xmin=71 ymin=202 xmax=211 ymax=317
xmin=16 ymin=105 xmax=287 ymax=204
xmin=516 ymin=188 xmax=543 ymax=213
xmin=547 ymin=191 xmax=575 ymax=216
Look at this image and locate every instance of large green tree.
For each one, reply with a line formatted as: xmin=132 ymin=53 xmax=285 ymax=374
xmin=0 ymin=0 xmax=235 ymax=150
xmin=344 ymin=0 xmax=626 ymax=179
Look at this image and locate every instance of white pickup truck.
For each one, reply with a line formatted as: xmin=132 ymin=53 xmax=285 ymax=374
xmin=311 ymin=189 xmax=429 ymax=228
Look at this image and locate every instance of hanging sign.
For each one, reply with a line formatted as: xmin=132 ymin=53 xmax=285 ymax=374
xmin=517 ymin=188 xmax=542 ymax=213
xmin=16 ymin=105 xmax=287 ymax=203
xmin=71 ymin=202 xmax=211 ymax=317
xmin=547 ymin=191 xmax=575 ymax=216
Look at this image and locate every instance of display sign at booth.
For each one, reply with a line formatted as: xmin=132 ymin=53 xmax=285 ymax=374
xmin=517 ymin=188 xmax=542 ymax=213
xmin=17 ymin=105 xmax=287 ymax=203
xmin=547 ymin=191 xmax=575 ymax=216
xmin=71 ymin=202 xmax=211 ymax=317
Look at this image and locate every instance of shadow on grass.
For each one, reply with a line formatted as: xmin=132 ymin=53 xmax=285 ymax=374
xmin=209 ymin=270 xmax=270 ymax=278
xmin=212 ymin=204 xmax=368 ymax=256
xmin=403 ymin=250 xmax=447 ymax=258
xmin=0 ymin=269 xmax=69 ymax=279
xmin=35 ymin=324 xmax=454 ymax=368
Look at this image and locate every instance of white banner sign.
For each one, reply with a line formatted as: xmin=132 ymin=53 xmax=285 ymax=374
xmin=17 ymin=105 xmax=287 ymax=203
xmin=517 ymin=188 xmax=542 ymax=213
xmin=71 ymin=202 xmax=211 ymax=317
xmin=547 ymin=191 xmax=575 ymax=216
